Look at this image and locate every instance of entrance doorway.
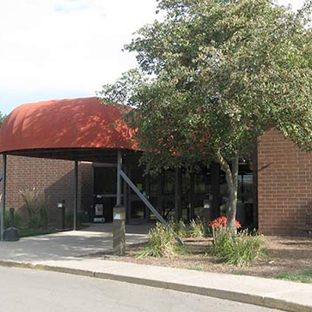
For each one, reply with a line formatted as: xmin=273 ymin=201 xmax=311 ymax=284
xmin=93 ymin=163 xmax=149 ymax=224
xmin=93 ymin=164 xmax=120 ymax=222
xmin=126 ymin=164 xmax=148 ymax=223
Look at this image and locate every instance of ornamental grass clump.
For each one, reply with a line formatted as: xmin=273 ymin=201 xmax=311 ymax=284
xmin=169 ymin=218 xmax=188 ymax=238
xmin=208 ymin=230 xmax=265 ymax=267
xmin=19 ymin=188 xmax=49 ymax=229
xmin=137 ymin=222 xmax=178 ymax=258
xmin=188 ymin=217 xmax=206 ymax=238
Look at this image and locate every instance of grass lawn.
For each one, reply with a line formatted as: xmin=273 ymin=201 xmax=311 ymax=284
xmin=276 ymin=270 xmax=312 ymax=284
xmin=19 ymin=228 xmax=58 ymax=238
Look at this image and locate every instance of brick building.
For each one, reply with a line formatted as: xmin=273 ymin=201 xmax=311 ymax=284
xmin=0 ymin=97 xmax=309 ymax=235
xmin=257 ymin=128 xmax=312 ymax=235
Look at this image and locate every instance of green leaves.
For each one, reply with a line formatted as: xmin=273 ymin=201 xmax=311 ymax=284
xmin=97 ymin=0 xmax=312 ymax=229
xmin=100 ymin=0 xmax=312 ymax=167
xmin=0 ymin=112 xmax=7 ymax=128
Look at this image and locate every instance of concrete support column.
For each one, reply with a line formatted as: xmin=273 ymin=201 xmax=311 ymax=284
xmin=116 ymin=149 xmax=122 ymax=206
xmin=113 ymin=205 xmax=126 ymax=255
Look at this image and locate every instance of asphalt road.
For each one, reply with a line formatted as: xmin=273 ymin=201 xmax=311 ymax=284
xmin=0 ymin=266 xmax=283 ymax=312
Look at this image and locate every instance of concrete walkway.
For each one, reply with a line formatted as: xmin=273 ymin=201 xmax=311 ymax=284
xmin=0 ymin=224 xmax=311 ymax=312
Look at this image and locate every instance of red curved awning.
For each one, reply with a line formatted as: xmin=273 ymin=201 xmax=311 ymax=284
xmin=0 ymin=97 xmax=138 ymax=154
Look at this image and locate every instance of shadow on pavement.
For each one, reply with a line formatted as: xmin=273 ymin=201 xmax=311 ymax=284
xmin=0 ymin=223 xmax=153 ymax=263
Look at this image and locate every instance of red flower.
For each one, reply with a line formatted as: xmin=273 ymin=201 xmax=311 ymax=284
xmin=209 ymin=216 xmax=241 ymax=229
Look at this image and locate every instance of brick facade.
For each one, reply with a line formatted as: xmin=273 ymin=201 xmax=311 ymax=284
xmin=0 ymin=155 xmax=81 ymax=226
xmin=257 ymin=128 xmax=312 ymax=235
xmin=1 ymin=128 xmax=312 ymax=235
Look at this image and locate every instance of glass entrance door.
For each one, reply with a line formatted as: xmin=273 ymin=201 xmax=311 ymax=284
xmin=93 ymin=165 xmax=119 ymax=222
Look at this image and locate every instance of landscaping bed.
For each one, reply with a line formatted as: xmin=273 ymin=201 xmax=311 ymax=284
xmin=97 ymin=235 xmax=312 ymax=281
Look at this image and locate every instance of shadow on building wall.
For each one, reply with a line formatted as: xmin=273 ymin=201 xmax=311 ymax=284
xmin=0 ymin=156 xmax=93 ymax=227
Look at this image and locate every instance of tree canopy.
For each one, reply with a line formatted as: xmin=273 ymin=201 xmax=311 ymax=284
xmin=0 ymin=112 xmax=7 ymax=128
xmin=99 ymin=0 xmax=312 ymax=229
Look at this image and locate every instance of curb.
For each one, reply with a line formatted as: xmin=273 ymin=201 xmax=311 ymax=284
xmin=0 ymin=260 xmax=310 ymax=312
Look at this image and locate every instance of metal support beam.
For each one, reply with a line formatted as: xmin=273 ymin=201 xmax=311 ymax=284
xmin=1 ymin=153 xmax=6 ymax=241
xmin=120 ymin=169 xmax=183 ymax=245
xmin=145 ymin=175 xmax=150 ymax=221
xmin=74 ymin=160 xmax=78 ymax=231
xmin=116 ymin=149 xmax=122 ymax=206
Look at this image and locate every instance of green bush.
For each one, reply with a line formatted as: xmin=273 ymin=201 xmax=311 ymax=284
xmin=208 ymin=230 xmax=265 ymax=267
xmin=188 ymin=217 xmax=206 ymax=238
xmin=28 ymin=216 xmax=42 ymax=229
xmin=137 ymin=222 xmax=179 ymax=258
xmin=27 ymin=207 xmax=48 ymax=229
xmin=5 ymin=208 xmax=22 ymax=228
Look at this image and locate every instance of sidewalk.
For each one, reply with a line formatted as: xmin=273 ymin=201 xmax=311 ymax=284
xmin=0 ymin=225 xmax=311 ymax=312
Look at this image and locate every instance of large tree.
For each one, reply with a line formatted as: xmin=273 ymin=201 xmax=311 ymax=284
xmin=100 ymin=0 xmax=312 ymax=230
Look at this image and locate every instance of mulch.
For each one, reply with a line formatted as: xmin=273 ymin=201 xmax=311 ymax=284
xmin=87 ymin=235 xmax=312 ymax=279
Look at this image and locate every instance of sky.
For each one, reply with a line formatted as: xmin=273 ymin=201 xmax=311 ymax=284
xmin=0 ymin=0 xmax=307 ymax=115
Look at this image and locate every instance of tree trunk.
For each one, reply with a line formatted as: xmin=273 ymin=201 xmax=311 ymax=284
xmin=215 ymin=151 xmax=239 ymax=231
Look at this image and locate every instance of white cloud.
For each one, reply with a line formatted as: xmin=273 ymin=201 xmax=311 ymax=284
xmin=0 ymin=0 xmax=158 ymax=112
xmin=0 ymin=0 xmax=308 ymax=113
xmin=277 ymin=0 xmax=305 ymax=10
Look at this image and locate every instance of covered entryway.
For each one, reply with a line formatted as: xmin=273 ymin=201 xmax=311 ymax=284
xmin=0 ymin=97 xmax=176 ymax=241
xmin=0 ymin=97 xmax=256 ymax=240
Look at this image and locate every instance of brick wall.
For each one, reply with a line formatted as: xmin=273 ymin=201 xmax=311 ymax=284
xmin=4 ymin=129 xmax=311 ymax=235
xmin=0 ymin=155 xmax=78 ymax=226
xmin=257 ymin=128 xmax=312 ymax=235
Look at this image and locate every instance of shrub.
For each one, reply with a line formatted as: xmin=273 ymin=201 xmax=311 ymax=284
xmin=188 ymin=217 xmax=206 ymax=238
xmin=137 ymin=222 xmax=178 ymax=258
xmin=28 ymin=216 xmax=42 ymax=229
xmin=208 ymin=230 xmax=265 ymax=267
xmin=5 ymin=208 xmax=22 ymax=228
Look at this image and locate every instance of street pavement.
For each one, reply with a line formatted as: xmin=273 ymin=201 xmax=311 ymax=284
xmin=0 ymin=266 xmax=280 ymax=312
xmin=0 ymin=223 xmax=311 ymax=312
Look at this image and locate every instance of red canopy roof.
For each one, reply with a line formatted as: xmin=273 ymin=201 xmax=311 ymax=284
xmin=0 ymin=97 xmax=138 ymax=154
